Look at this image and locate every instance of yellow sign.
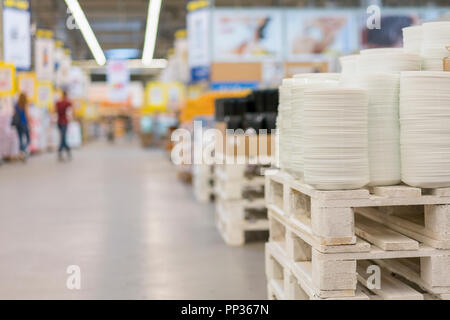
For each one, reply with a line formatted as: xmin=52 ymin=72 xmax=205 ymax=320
xmin=36 ymin=29 xmax=54 ymax=39
xmin=36 ymin=81 xmax=54 ymax=110
xmin=0 ymin=62 xmax=16 ymax=97
xmin=175 ymin=29 xmax=187 ymax=39
xmin=143 ymin=82 xmax=168 ymax=114
xmin=17 ymin=72 xmax=37 ymax=102
xmin=187 ymin=0 xmax=209 ymax=12
xmin=4 ymin=0 xmax=29 ymax=10
xmin=55 ymin=41 xmax=64 ymax=49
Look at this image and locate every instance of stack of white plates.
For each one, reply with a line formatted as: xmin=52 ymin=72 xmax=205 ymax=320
xmin=302 ymin=88 xmax=369 ymax=190
xmin=278 ymin=78 xmax=294 ymax=170
xmin=340 ymin=55 xmax=360 ymax=87
xmin=400 ymin=71 xmax=450 ymax=188
xmin=403 ymin=25 xmax=422 ymax=54
xmin=339 ymin=55 xmax=359 ymax=74
xmin=421 ymin=22 xmax=450 ymax=71
xmin=357 ymin=50 xmax=421 ymax=74
xmin=359 ymin=73 xmax=401 ymax=186
xmin=360 ymin=48 xmax=405 ymax=55
xmin=289 ymin=74 xmax=340 ymax=179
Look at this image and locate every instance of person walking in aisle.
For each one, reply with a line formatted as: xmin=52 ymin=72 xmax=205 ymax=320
xmin=12 ymin=93 xmax=31 ymax=161
xmin=55 ymin=91 xmax=72 ymax=161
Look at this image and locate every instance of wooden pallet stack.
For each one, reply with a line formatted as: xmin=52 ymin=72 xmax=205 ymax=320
xmin=265 ymin=170 xmax=450 ymax=300
xmin=215 ymin=162 xmax=270 ymax=246
xmin=193 ymin=164 xmax=215 ymax=203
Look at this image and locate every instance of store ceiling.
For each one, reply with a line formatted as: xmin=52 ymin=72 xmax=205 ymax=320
xmin=30 ymin=0 xmax=449 ymax=62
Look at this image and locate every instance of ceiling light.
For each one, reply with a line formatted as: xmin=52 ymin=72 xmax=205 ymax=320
xmin=64 ymin=0 xmax=106 ymax=66
xmin=142 ymin=0 xmax=162 ymax=66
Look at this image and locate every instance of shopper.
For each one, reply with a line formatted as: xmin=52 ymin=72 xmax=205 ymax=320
xmin=12 ymin=93 xmax=30 ymax=161
xmin=55 ymin=91 xmax=72 ymax=161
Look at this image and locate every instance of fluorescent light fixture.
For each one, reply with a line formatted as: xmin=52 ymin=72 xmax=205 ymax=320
xmin=142 ymin=0 xmax=162 ymax=66
xmin=73 ymin=59 xmax=168 ymax=70
xmin=64 ymin=0 xmax=106 ymax=66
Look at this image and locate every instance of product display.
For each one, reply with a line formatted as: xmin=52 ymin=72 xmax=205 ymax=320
xmin=403 ymin=25 xmax=422 ymax=54
xmin=400 ymin=71 xmax=450 ymax=188
xmin=421 ymin=22 xmax=450 ymax=71
xmin=360 ymin=73 xmax=401 ymax=186
xmin=357 ymin=50 xmax=421 ymax=74
xmin=303 ymin=88 xmax=369 ymax=190
xmin=277 ymin=78 xmax=293 ymax=171
xmin=215 ymin=89 xmax=279 ymax=131
xmin=290 ymin=73 xmax=340 ymax=178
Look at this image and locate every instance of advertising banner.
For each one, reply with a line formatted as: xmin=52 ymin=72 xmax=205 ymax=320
xmin=35 ymin=30 xmax=55 ymax=81
xmin=2 ymin=0 xmax=31 ymax=70
xmin=0 ymin=62 xmax=15 ymax=97
xmin=286 ymin=9 xmax=359 ymax=60
xmin=107 ymin=60 xmax=130 ymax=103
xmin=56 ymin=49 xmax=72 ymax=89
xmin=68 ymin=67 xmax=88 ymax=99
xmin=212 ymin=9 xmax=283 ymax=62
xmin=36 ymin=81 xmax=54 ymax=110
xmin=143 ymin=82 xmax=168 ymax=114
xmin=17 ymin=72 xmax=37 ymax=102
xmin=187 ymin=4 xmax=211 ymax=82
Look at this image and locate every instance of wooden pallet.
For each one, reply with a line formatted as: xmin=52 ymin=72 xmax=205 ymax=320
xmin=266 ymin=243 xmax=370 ymax=300
xmin=215 ymin=198 xmax=269 ymax=246
xmin=193 ymin=173 xmax=215 ymax=204
xmin=194 ymin=186 xmax=215 ymax=203
xmin=215 ymin=162 xmax=270 ymax=181
xmin=267 ymin=207 xmax=450 ymax=300
xmin=266 ymin=170 xmax=450 ymax=249
xmin=215 ymin=174 xmax=265 ymax=201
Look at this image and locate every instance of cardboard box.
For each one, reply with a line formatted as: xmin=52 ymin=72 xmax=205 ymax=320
xmin=445 ymin=46 xmax=450 ymax=72
xmin=211 ymin=63 xmax=262 ymax=82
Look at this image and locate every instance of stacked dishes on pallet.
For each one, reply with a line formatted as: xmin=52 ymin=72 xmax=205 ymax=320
xmin=277 ymin=78 xmax=294 ymax=171
xmin=421 ymin=22 xmax=450 ymax=71
xmin=400 ymin=71 xmax=450 ymax=188
xmin=359 ymin=73 xmax=401 ymax=186
xmin=358 ymin=50 xmax=421 ymax=74
xmin=290 ymin=74 xmax=340 ymax=179
xmin=340 ymin=55 xmax=359 ymax=87
xmin=403 ymin=25 xmax=422 ymax=54
xmin=303 ymin=88 xmax=369 ymax=190
xmin=340 ymin=55 xmax=359 ymax=74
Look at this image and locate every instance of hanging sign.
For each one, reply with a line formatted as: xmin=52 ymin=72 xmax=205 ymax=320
xmin=36 ymin=81 xmax=54 ymax=110
xmin=35 ymin=29 xmax=55 ymax=81
xmin=2 ymin=0 xmax=31 ymax=70
xmin=107 ymin=60 xmax=130 ymax=102
xmin=17 ymin=72 xmax=37 ymax=102
xmin=0 ymin=62 xmax=16 ymax=97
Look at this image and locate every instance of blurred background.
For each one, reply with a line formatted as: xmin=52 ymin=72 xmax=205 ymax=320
xmin=0 ymin=0 xmax=449 ymax=300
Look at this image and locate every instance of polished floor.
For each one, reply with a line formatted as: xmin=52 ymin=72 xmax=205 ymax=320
xmin=0 ymin=141 xmax=266 ymax=299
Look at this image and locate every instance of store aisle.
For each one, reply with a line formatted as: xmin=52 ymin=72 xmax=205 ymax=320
xmin=0 ymin=141 xmax=266 ymax=299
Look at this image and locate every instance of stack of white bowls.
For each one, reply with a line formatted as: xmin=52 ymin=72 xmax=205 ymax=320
xmin=358 ymin=49 xmax=421 ymax=74
xmin=421 ymin=22 xmax=450 ymax=71
xmin=359 ymin=73 xmax=401 ymax=186
xmin=400 ymin=71 xmax=450 ymax=188
xmin=403 ymin=25 xmax=423 ymax=55
xmin=277 ymin=78 xmax=294 ymax=171
xmin=302 ymin=88 xmax=370 ymax=190
xmin=290 ymin=74 xmax=340 ymax=179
